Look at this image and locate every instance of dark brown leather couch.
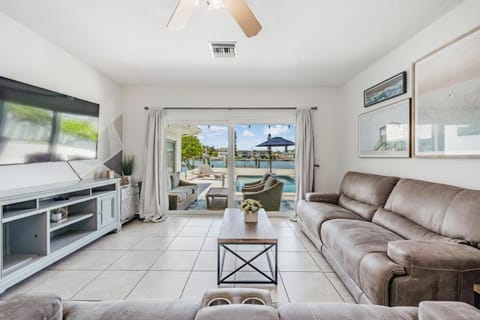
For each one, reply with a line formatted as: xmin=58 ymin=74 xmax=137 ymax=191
xmin=297 ymin=171 xmax=480 ymax=307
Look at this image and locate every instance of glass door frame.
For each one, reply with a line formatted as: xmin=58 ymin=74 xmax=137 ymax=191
xmin=165 ymin=115 xmax=296 ymax=215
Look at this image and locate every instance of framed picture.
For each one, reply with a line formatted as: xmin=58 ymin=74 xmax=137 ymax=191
xmin=359 ymin=98 xmax=411 ymax=158
xmin=364 ymin=72 xmax=407 ymax=107
xmin=413 ymin=27 xmax=480 ymax=158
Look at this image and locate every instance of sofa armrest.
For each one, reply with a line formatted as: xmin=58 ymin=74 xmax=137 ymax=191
xmin=387 ymin=240 xmax=480 ymax=272
xmin=305 ymin=193 xmax=339 ymax=204
xmin=419 ymin=301 xmax=480 ymax=320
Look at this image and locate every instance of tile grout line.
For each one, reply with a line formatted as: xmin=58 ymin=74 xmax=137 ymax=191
xmin=178 ymin=219 xmax=213 ymax=300
xmin=71 ymin=216 xmax=187 ymax=301
xmin=68 ymin=238 xmax=140 ymax=300
xmin=124 ymin=215 xmax=192 ymax=300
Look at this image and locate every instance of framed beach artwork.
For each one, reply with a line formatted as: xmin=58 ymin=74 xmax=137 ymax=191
xmin=359 ymin=98 xmax=411 ymax=158
xmin=413 ymin=27 xmax=480 ymax=158
xmin=364 ymin=72 xmax=407 ymax=107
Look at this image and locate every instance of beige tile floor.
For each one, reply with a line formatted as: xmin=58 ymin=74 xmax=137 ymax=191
xmin=0 ymin=215 xmax=355 ymax=305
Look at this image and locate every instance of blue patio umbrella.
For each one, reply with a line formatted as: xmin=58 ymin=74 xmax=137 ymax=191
xmin=256 ymin=134 xmax=295 ymax=172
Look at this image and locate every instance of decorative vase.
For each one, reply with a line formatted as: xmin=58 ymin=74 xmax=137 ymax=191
xmin=244 ymin=210 xmax=258 ymax=223
xmin=121 ymin=175 xmax=131 ymax=185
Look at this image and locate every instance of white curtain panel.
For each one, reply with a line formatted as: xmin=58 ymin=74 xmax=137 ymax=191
xmin=293 ymin=107 xmax=315 ymax=219
xmin=139 ymin=109 xmax=169 ymax=222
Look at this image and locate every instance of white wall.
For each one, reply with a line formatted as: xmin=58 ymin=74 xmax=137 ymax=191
xmin=121 ymin=86 xmax=342 ymax=192
xmin=340 ymin=0 xmax=480 ymax=190
xmin=0 ymin=13 xmax=122 ymax=191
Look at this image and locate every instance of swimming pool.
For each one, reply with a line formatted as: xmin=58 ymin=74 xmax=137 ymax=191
xmin=236 ymin=175 xmax=296 ymax=193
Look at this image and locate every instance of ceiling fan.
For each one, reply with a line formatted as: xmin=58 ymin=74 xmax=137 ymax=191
xmin=167 ymin=0 xmax=262 ymax=38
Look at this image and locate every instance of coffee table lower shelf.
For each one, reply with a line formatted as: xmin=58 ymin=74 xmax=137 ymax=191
xmin=217 ymin=241 xmax=278 ymax=285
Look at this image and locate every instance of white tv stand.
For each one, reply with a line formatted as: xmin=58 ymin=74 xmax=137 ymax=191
xmin=0 ymin=179 xmax=121 ymax=293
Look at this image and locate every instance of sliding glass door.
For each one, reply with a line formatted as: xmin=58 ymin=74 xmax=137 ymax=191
xmin=164 ymin=109 xmax=296 ymax=215
xmin=233 ymin=124 xmax=296 ymax=213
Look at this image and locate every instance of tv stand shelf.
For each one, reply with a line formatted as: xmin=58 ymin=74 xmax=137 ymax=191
xmin=0 ymin=179 xmax=121 ymax=293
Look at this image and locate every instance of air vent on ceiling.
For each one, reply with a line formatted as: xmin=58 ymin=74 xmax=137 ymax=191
xmin=210 ymin=42 xmax=237 ymax=58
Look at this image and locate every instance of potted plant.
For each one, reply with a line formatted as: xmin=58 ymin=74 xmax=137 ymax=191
xmin=122 ymin=155 xmax=134 ymax=185
xmin=240 ymin=199 xmax=262 ymax=223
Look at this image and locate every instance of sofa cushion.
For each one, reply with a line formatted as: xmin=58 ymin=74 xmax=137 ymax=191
xmin=195 ymin=305 xmax=278 ymax=320
xmin=383 ymin=179 xmax=480 ymax=246
xmin=200 ymin=288 xmax=273 ymax=307
xmin=372 ymin=208 xmax=468 ymax=244
xmin=0 ymin=294 xmax=62 ymax=320
xmin=278 ymin=303 xmax=417 ymax=320
xmin=338 ymin=172 xmax=399 ymax=220
xmin=321 ymin=220 xmax=405 ymax=304
xmin=418 ymin=301 xmax=480 ymax=320
xmin=297 ymin=200 xmax=364 ymax=243
xmin=63 ymin=300 xmax=198 ymax=320
xmin=441 ymin=189 xmax=480 ymax=247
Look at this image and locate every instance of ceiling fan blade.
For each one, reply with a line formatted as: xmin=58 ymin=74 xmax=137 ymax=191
xmin=167 ymin=0 xmax=197 ymax=31
xmin=223 ymin=0 xmax=262 ymax=38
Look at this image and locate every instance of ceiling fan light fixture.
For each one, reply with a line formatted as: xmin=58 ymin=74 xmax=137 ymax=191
xmin=206 ymin=0 xmax=225 ymax=11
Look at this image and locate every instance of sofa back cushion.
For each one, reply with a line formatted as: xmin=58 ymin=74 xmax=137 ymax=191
xmin=382 ymin=179 xmax=480 ymax=247
xmin=338 ymin=171 xmax=399 ymax=220
xmin=63 ymin=300 xmax=199 ymax=320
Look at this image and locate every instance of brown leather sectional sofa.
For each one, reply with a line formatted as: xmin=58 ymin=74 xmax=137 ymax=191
xmin=297 ymin=171 xmax=480 ymax=307
xmin=2 ymin=289 xmax=479 ymax=320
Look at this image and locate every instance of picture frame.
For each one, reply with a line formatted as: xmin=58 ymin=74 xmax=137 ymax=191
xmin=413 ymin=26 xmax=480 ymax=158
xmin=359 ymin=98 xmax=411 ymax=158
xmin=364 ymin=72 xmax=407 ymax=108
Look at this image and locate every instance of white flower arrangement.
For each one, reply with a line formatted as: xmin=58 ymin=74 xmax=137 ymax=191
xmin=241 ymin=199 xmax=262 ymax=214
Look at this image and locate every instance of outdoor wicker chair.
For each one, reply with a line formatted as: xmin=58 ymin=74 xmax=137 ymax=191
xmin=242 ymin=177 xmax=284 ymax=211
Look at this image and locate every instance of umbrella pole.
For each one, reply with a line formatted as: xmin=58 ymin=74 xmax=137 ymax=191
xmin=269 ymin=147 xmax=272 ymax=173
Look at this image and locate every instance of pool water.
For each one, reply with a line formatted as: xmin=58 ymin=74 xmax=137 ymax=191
xmin=236 ymin=175 xmax=296 ymax=193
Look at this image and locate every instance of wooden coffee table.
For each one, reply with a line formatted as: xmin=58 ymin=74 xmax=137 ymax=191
xmin=217 ymin=208 xmax=278 ymax=285
xmin=206 ymin=187 xmax=228 ymax=210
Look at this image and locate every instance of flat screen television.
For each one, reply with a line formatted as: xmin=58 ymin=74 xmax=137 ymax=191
xmin=0 ymin=76 xmax=99 ymax=165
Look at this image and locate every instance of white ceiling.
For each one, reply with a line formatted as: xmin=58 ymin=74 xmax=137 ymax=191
xmin=0 ymin=0 xmax=462 ymax=86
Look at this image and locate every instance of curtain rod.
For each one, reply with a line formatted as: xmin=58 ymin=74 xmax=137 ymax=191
xmin=143 ymin=106 xmax=317 ymax=111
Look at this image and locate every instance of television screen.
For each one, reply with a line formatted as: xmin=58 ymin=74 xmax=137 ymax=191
xmin=0 ymin=76 xmax=99 ymax=165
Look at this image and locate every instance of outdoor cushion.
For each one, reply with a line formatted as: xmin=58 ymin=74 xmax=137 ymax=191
xmin=264 ymin=177 xmax=277 ymax=189
xmin=171 ymin=172 xmax=180 ymax=189
xmin=169 ymin=190 xmax=188 ymax=202
xmin=175 ymin=185 xmax=196 ymax=195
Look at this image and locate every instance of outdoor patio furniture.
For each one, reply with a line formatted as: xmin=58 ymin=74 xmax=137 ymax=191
xmin=241 ymin=173 xmax=273 ymax=191
xmin=168 ymin=172 xmax=198 ymax=210
xmin=206 ymin=187 xmax=228 ymax=210
xmin=242 ymin=177 xmax=284 ymax=211
xmin=194 ymin=164 xmax=225 ymax=186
